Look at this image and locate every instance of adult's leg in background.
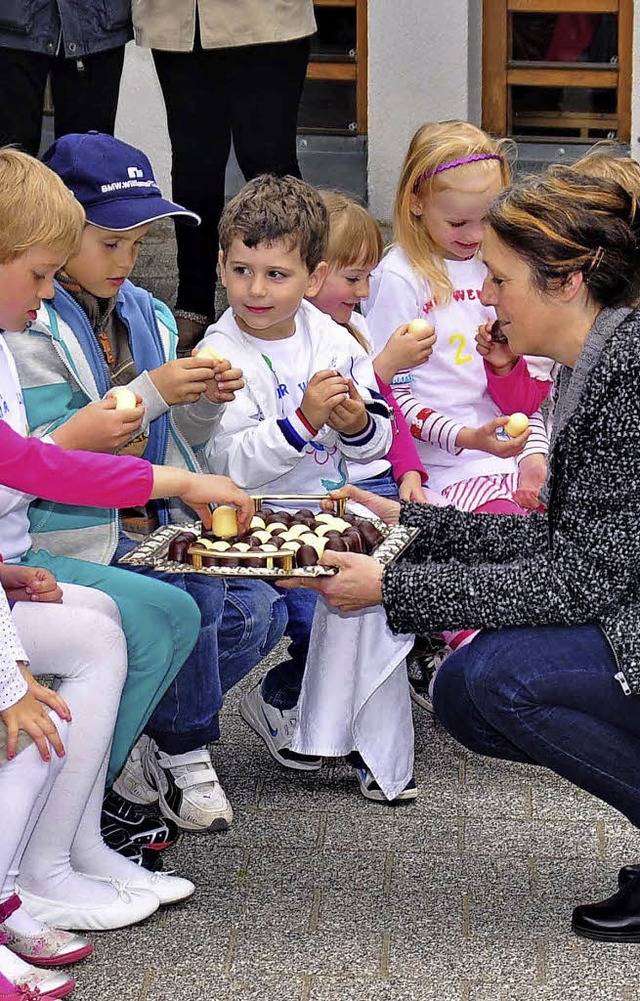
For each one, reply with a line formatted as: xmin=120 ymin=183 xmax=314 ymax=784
xmin=0 ymin=48 xmax=50 ymax=154
xmin=50 ymin=45 xmax=126 ymax=139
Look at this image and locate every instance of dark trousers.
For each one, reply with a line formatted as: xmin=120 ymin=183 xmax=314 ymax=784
xmin=152 ymin=33 xmax=310 ymax=317
xmin=433 ymin=624 xmax=640 ymax=829
xmin=0 ymin=45 xmax=125 ymax=156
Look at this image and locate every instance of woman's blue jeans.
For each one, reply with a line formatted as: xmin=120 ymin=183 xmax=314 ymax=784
xmin=113 ymin=537 xmax=287 ymax=753
xmin=433 ymin=624 xmax=640 ymax=828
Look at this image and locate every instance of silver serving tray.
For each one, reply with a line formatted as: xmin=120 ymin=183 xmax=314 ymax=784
xmin=118 ymin=519 xmax=421 ymax=579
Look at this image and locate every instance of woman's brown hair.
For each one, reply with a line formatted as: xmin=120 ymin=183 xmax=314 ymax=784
xmin=487 ymin=165 xmax=640 ymax=308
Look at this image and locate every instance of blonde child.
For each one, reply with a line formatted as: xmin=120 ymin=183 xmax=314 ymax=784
xmin=308 ymin=191 xmax=431 ymax=503
xmin=364 ymin=120 xmax=550 ymax=516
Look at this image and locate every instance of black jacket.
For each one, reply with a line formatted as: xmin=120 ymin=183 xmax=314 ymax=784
xmin=382 ymin=306 xmax=640 ymax=695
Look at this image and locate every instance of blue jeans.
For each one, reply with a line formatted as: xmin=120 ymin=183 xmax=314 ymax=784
xmin=113 ymin=536 xmax=287 ymax=752
xmin=353 ymin=468 xmax=399 ymax=500
xmin=261 ymin=586 xmax=317 ymax=710
xmin=433 ymin=625 xmax=640 ymax=828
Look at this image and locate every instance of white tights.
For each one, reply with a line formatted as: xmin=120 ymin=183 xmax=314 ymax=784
xmin=1 ymin=584 xmax=131 ymax=915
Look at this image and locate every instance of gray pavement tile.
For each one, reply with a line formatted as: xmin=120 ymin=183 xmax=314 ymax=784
xmin=309 ymin=975 xmax=464 ymax=1000
xmin=533 ymin=857 xmax=619 ymax=902
xmin=393 ymin=933 xmax=540 ymax=983
xmin=531 ymin=779 xmax=621 ymax=821
xmin=311 ymin=888 xmax=462 ymax=938
xmin=230 ymin=924 xmax=382 ymax=976
xmin=545 ymin=934 xmax=640 ymax=989
xmin=469 ymin=891 xmax=572 ymax=940
xmin=219 ymin=808 xmax=323 ymax=849
xmin=246 ymin=848 xmax=388 ymax=893
xmin=469 ymin=985 xmax=625 ymax=1001
xmin=602 ymin=818 xmax=640 ymax=860
xmin=464 ymin=818 xmax=603 ymax=860
xmin=389 ymin=852 xmax=531 ymax=897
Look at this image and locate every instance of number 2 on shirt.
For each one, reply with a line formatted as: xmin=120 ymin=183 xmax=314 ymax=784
xmin=448 ymin=333 xmax=473 ymax=365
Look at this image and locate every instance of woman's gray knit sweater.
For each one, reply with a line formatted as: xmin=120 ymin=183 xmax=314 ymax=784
xmin=382 ymin=307 xmax=640 ymax=694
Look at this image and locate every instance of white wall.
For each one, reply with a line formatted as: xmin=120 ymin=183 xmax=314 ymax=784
xmin=367 ymin=0 xmax=478 ymax=223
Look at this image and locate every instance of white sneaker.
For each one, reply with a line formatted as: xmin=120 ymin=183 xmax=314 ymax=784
xmin=239 ymin=680 xmax=323 ymax=771
xmin=112 ymin=735 xmax=159 ymax=805
xmin=141 ymin=740 xmax=233 ymax=833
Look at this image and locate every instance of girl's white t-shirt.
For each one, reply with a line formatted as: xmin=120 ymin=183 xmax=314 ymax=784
xmin=363 ymin=247 xmax=548 ymax=493
xmin=0 ymin=338 xmax=33 ymax=561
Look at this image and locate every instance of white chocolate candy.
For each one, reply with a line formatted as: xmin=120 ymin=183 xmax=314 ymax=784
xmin=315 ymin=524 xmax=339 ymax=537
xmin=258 ymin=544 xmax=279 ymax=553
xmin=197 ymin=345 xmax=224 ymax=362
xmin=265 ymin=522 xmax=288 ymax=535
xmin=280 ymin=540 xmax=302 ymax=552
xmin=211 ymin=504 xmax=238 ymax=538
xmin=109 ymin=386 xmax=137 ymax=410
xmin=331 ymin=518 xmax=352 ymax=532
xmin=251 ymin=530 xmax=272 ymax=544
xmin=504 ymin=412 xmax=529 ymax=437
xmin=314 ymin=513 xmax=335 ymax=525
xmin=208 ymin=540 xmax=231 ymax=552
xmin=250 ymin=515 xmax=266 ymax=530
xmin=408 ymin=318 xmax=433 ymax=336
xmin=284 ymin=525 xmax=309 ymax=540
xmin=234 ymin=542 xmax=251 ymax=552
xmin=300 ymin=534 xmax=327 ymax=555
xmin=195 ymin=538 xmax=217 ymax=550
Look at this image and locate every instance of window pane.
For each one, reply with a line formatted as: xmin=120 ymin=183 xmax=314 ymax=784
xmin=298 ymin=78 xmax=358 ymax=133
xmin=511 ymin=13 xmax=618 ymax=64
xmin=511 ymin=85 xmax=617 ymax=139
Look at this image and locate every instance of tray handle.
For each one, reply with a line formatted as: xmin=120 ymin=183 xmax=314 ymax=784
xmin=249 ymin=493 xmax=346 ymax=517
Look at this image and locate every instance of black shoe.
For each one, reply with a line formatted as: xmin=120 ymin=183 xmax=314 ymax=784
xmin=406 ymin=636 xmax=448 ymax=712
xmin=101 ymin=789 xmax=179 ymax=850
xmin=572 ymin=873 xmax=640 ymax=942
xmin=100 ymin=822 xmax=164 ymax=871
xmin=618 ymin=864 xmax=640 ymax=889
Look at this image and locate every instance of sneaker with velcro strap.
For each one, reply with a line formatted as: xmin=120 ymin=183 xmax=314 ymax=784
xmin=140 ymin=740 xmax=233 ymax=832
xmin=112 ymin=735 xmax=158 ymax=805
xmin=101 ymin=789 xmax=178 ymax=850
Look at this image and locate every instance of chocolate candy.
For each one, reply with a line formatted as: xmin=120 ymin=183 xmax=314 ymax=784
xmin=296 ymin=544 xmax=319 ymax=567
xmin=358 ymin=521 xmax=384 ymax=549
xmin=324 ymin=536 xmax=348 ymax=552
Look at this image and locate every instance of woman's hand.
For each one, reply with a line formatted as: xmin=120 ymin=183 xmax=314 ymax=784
xmin=278 ymin=552 xmax=384 ymax=612
xmin=320 ymin=484 xmax=401 ymax=525
xmin=1 ymin=664 xmax=71 ymax=761
xmin=179 ymin=473 xmax=254 ymax=534
xmin=0 ymin=565 xmax=63 ymax=604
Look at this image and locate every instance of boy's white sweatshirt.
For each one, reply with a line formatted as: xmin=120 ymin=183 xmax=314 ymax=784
xmin=199 ymin=300 xmax=391 ymax=497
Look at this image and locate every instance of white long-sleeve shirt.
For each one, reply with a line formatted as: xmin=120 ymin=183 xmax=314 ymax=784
xmin=199 ymin=301 xmax=391 ymax=500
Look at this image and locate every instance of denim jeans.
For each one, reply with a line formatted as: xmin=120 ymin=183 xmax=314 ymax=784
xmin=353 ymin=469 xmax=399 ymax=500
xmin=113 ymin=536 xmax=287 ymax=752
xmin=433 ymin=625 xmax=640 ymax=828
xmin=261 ymin=586 xmax=317 ymax=710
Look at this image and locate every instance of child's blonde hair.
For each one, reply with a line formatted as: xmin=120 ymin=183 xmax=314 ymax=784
xmin=394 ymin=121 xmax=511 ymax=303
xmin=318 ymin=190 xmax=384 ymax=352
xmin=0 ymin=148 xmax=85 ymax=264
xmin=570 ymin=145 xmax=640 ymax=201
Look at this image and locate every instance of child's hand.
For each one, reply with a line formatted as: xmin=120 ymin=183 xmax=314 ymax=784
xmin=456 ymin=417 xmax=530 ymax=458
xmin=150 ymin=357 xmax=220 ymax=405
xmin=398 ymin=471 xmax=427 ymax=503
xmin=0 ymin=565 xmax=63 ymax=604
xmin=179 ymin=473 xmax=254 ymax=535
xmin=1 ymin=663 xmax=71 ymax=761
xmin=52 ymin=397 xmax=144 ymax=453
xmin=475 ymin=321 xmax=518 ymax=374
xmin=514 ymin=453 xmax=547 ymax=511
xmin=374 ymin=322 xmax=436 ymax=383
xmin=327 ymin=380 xmax=368 ymax=436
xmin=199 ymin=357 xmax=245 ymax=404
xmin=300 ymin=370 xmax=349 ymax=430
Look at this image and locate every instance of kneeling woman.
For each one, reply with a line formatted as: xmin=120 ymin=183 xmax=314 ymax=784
xmin=294 ymin=165 xmax=640 ymax=941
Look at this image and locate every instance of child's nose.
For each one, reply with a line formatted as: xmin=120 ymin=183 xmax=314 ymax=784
xmin=40 ymin=276 xmax=56 ymax=300
xmin=355 ymin=276 xmax=370 ymax=299
xmin=249 ymin=274 xmax=267 ymax=296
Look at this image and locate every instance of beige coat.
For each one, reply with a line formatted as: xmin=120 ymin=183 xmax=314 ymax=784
xmin=133 ymin=0 xmax=316 ymax=52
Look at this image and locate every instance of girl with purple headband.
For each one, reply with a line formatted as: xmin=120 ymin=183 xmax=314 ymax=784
xmin=363 ymin=121 xmax=553 ymax=701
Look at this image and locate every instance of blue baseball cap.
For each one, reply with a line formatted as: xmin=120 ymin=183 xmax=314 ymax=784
xmin=42 ymin=132 xmax=200 ymax=231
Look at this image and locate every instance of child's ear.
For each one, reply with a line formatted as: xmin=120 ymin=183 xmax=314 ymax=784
xmin=218 ymin=249 xmax=227 ymax=288
xmin=306 ymin=260 xmax=328 ymax=298
xmin=409 ymin=193 xmax=424 ymax=218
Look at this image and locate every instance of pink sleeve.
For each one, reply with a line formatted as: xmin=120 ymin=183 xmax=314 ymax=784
xmin=376 ymin=376 xmax=428 ymax=485
xmin=484 ymin=357 xmax=551 ymax=416
xmin=0 ymin=422 xmax=154 ymax=507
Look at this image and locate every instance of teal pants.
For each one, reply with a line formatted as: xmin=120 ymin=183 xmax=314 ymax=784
xmin=21 ymin=548 xmax=200 ymax=784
